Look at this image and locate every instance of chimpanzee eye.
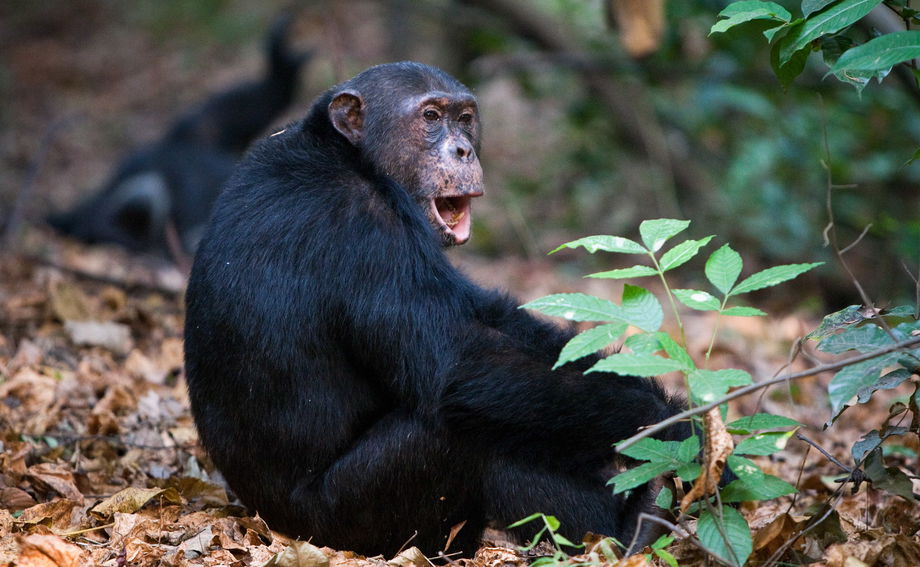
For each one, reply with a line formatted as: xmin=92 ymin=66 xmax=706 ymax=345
xmin=458 ymin=113 xmax=474 ymax=124
xmin=423 ymin=109 xmax=441 ymax=121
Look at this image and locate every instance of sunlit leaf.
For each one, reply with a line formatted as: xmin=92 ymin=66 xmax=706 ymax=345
xmin=734 ymin=430 xmax=795 ymax=456
xmin=726 ymin=413 xmax=802 ymax=434
xmin=521 ymin=293 xmax=622 ymax=322
xmin=730 ymin=262 xmax=822 ymax=295
xmin=659 ymin=236 xmax=714 ymax=271
xmin=674 ymin=288 xmax=721 ymax=311
xmin=705 ymin=244 xmax=743 ymax=295
xmin=554 ymin=323 xmax=628 ymax=369
xmin=720 ymin=306 xmax=767 ymax=317
xmin=710 ymin=1 xmax=792 ymax=35
xmin=621 ymin=285 xmax=663 ymax=332
xmin=588 ymin=353 xmax=687 ymax=376
xmin=720 ymin=474 xmax=797 ymax=502
xmin=639 ymin=219 xmax=690 ymax=252
xmin=551 ymin=235 xmax=647 ymax=254
xmin=688 ymin=368 xmax=752 ymax=404
xmin=587 ymin=265 xmax=659 ymax=279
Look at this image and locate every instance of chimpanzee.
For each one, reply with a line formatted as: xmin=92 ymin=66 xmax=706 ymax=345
xmin=47 ymin=15 xmax=311 ymax=256
xmin=184 ymin=62 xmax=689 ymax=558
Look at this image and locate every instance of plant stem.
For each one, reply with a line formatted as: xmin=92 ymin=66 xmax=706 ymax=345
xmin=649 ymin=252 xmax=687 ymax=348
xmin=616 ymin=335 xmax=920 ymax=452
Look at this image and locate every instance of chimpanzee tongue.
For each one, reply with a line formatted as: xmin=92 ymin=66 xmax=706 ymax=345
xmin=434 ymin=195 xmax=473 ymax=244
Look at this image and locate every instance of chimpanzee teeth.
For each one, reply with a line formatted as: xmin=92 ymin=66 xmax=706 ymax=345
xmin=446 ymin=210 xmax=465 ymax=228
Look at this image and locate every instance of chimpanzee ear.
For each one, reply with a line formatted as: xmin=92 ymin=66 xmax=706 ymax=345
xmin=328 ymin=90 xmax=365 ymax=146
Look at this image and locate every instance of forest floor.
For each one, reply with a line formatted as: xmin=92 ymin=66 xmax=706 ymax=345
xmin=1 ymin=231 xmax=919 ymax=567
xmin=3 ymin=4 xmax=919 ymax=566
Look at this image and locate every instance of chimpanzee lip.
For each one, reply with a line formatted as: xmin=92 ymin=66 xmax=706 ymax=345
xmin=432 ymin=192 xmax=481 ymax=244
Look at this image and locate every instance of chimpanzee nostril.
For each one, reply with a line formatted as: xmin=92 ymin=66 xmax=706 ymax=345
xmin=453 ymin=140 xmax=472 ymax=160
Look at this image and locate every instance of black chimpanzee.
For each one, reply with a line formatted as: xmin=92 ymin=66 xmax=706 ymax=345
xmin=47 ymin=15 xmax=311 ymax=256
xmin=184 ymin=62 xmax=689 ymax=558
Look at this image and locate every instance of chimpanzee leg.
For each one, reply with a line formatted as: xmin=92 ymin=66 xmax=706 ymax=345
xmin=284 ymin=412 xmax=485 ymax=558
xmin=482 ymin=458 xmax=656 ymax=551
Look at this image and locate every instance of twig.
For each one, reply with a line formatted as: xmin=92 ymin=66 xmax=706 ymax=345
xmin=794 ymin=432 xmax=850 ymax=473
xmin=616 ymin=335 xmax=920 ymax=452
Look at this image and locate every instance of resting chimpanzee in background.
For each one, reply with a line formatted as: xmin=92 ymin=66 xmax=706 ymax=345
xmin=47 ymin=15 xmax=311 ymax=257
xmin=184 ymin=62 xmax=690 ymax=558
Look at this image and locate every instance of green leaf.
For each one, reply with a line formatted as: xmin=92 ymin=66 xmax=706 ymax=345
xmin=554 ymin=323 xmax=628 ymax=369
xmin=655 ymin=487 xmax=673 ymax=509
xmin=624 ymin=333 xmax=663 ymax=355
xmin=806 ymin=304 xmax=865 ymax=340
xmin=654 ymin=547 xmax=679 ymax=567
xmin=674 ymin=289 xmax=721 ymax=311
xmin=857 ymin=369 xmax=912 ymax=403
xmin=817 ymin=324 xmax=889 ymax=354
xmin=588 ymin=353 xmax=687 ymax=376
xmin=705 ymin=244 xmax=743 ymax=295
xmin=734 ymin=430 xmax=795 ymax=456
xmin=831 ymin=30 xmax=920 ymax=74
xmin=621 ymin=285 xmax=663 ymax=332
xmin=730 ymin=262 xmax=822 ymax=295
xmin=720 ymin=306 xmax=768 ymax=317
xmin=688 ymin=369 xmax=753 ymax=404
xmin=827 ymin=353 xmax=901 ymax=416
xmin=507 ymin=513 xmax=546 ymax=529
xmin=639 ymin=219 xmax=690 ymax=252
xmin=720 ymin=474 xmax=797 ymax=502
xmin=803 ymin=0 xmax=837 ymax=17
xmin=551 ymin=235 xmax=647 ymax=255
xmin=726 ymin=413 xmax=802 ymax=434
xmin=618 ymin=437 xmax=682 ymax=462
xmin=710 ymin=1 xmax=792 ymax=35
xmin=864 ymin=448 xmax=916 ymax=501
xmin=777 ymin=0 xmax=883 ymax=66
xmin=587 ymin=265 xmax=659 ymax=279
xmin=521 ymin=293 xmax=622 ymax=322
xmin=727 ymin=455 xmax=764 ymax=484
xmin=608 ymin=460 xmax=676 ymax=493
xmin=657 ymin=333 xmax=696 ymax=371
xmin=771 ymin=32 xmax=812 ymax=88
xmin=659 ymin=236 xmax=714 ymax=272
xmin=697 ymin=507 xmax=752 ymax=567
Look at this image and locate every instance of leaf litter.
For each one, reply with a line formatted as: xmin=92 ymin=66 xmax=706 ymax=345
xmin=2 ymin=238 xmax=920 ymax=566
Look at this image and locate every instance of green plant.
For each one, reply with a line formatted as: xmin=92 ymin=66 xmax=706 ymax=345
xmin=522 ymin=219 xmax=819 ymax=566
xmin=507 ymin=513 xmax=584 ymax=566
xmin=711 ymin=0 xmax=920 ymax=91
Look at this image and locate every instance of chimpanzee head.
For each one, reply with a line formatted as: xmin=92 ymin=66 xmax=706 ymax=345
xmin=328 ymin=62 xmax=483 ymax=246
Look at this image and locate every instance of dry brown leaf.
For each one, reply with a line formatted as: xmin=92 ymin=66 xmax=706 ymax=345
xmin=16 ymin=533 xmax=84 ymax=567
xmin=387 ymin=547 xmax=430 ymax=567
xmin=1 ymin=486 xmax=38 ymax=510
xmin=608 ymin=0 xmax=665 ymax=57
xmin=89 ymin=487 xmax=182 ymax=519
xmin=265 ymin=541 xmax=330 ymax=567
xmin=471 ymin=546 xmax=527 ymax=567
xmin=26 ymin=464 xmax=82 ymax=503
xmin=48 ymin=279 xmax=91 ymax=322
xmin=17 ymin=500 xmax=79 ymax=531
xmin=680 ymin=407 xmax=732 ymax=512
xmin=615 ymin=553 xmax=654 ymax=566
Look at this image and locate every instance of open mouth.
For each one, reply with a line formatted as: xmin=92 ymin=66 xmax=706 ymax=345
xmin=431 ymin=192 xmax=481 ymax=245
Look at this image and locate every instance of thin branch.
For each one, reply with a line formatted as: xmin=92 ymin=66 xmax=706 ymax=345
xmin=616 ymin=335 xmax=920 ymax=452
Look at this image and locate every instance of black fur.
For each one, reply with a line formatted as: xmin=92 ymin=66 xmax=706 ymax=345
xmin=184 ymin=62 xmax=688 ymax=557
xmin=47 ymin=15 xmax=311 ymax=255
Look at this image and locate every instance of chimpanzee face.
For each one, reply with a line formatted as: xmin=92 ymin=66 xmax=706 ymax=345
xmin=327 ymin=64 xmax=484 ymax=246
